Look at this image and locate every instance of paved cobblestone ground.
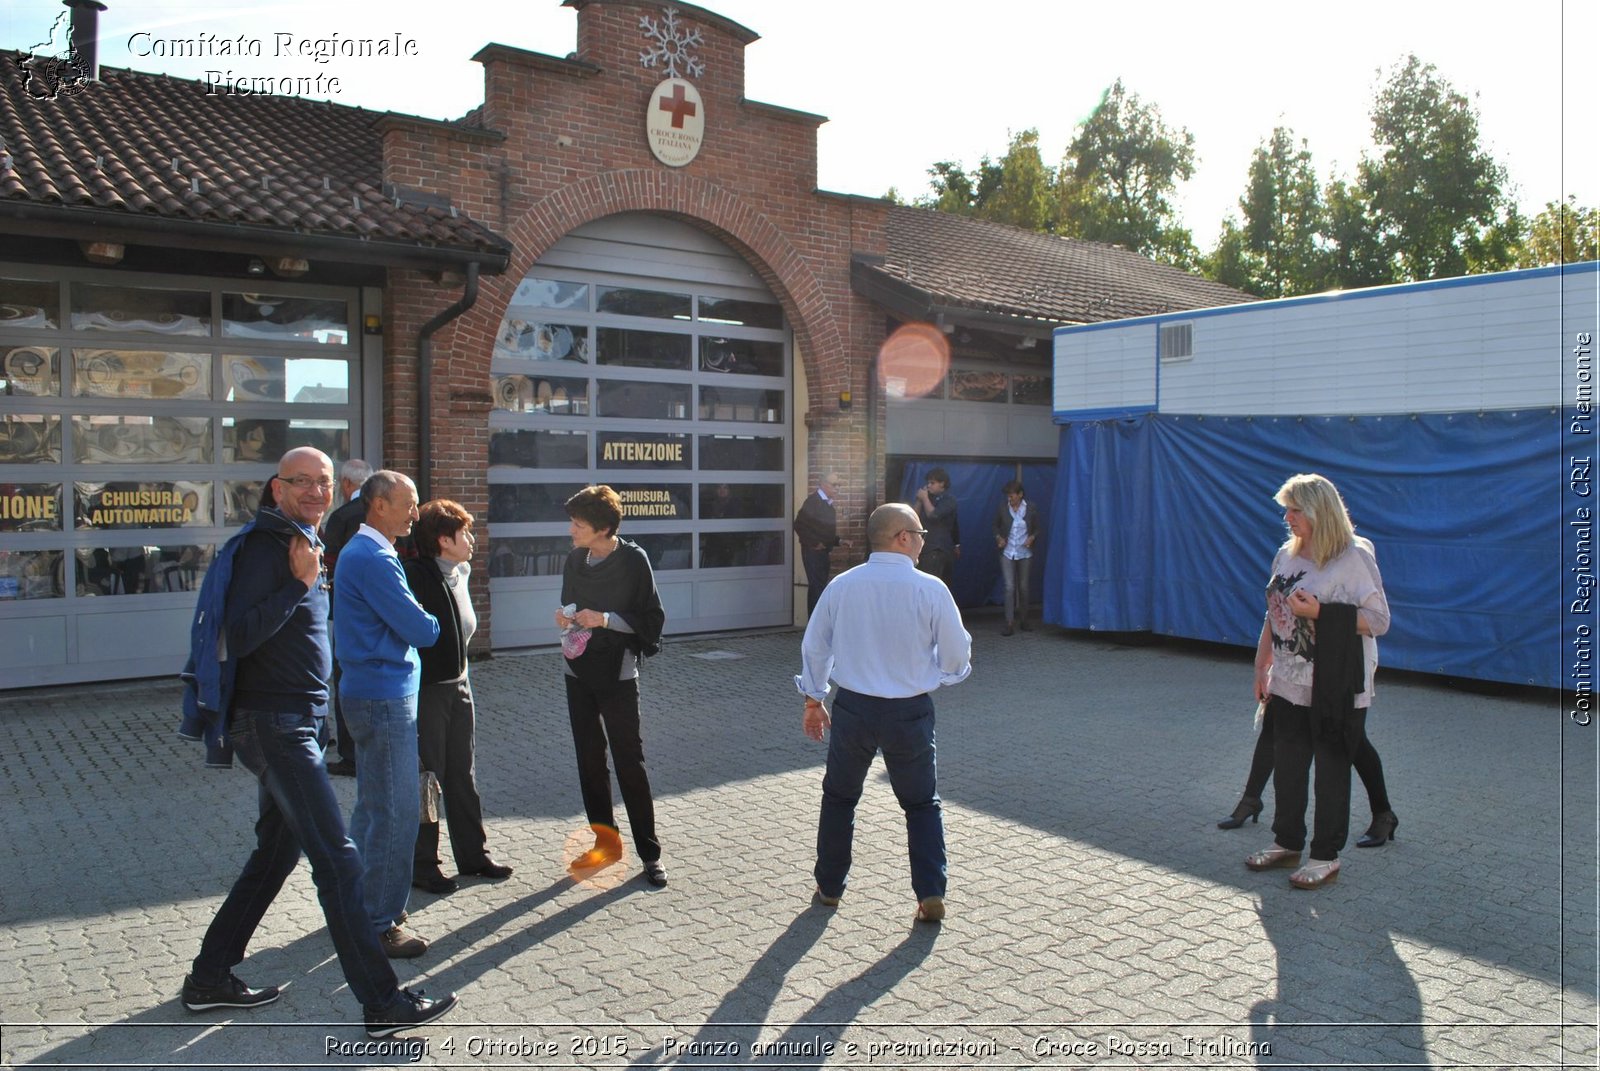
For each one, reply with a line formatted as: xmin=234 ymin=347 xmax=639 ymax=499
xmin=0 ymin=619 xmax=1594 ymax=1070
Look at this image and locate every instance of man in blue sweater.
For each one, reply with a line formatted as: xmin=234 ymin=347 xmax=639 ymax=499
xmin=335 ymin=470 xmax=441 ymax=958
xmin=184 ymin=448 xmax=457 ymax=1038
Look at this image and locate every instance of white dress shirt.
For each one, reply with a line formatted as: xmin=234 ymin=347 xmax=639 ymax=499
xmin=795 ymin=551 xmax=973 ymax=700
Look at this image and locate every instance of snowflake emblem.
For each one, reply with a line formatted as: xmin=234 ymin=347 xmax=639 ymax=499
xmin=639 ymin=6 xmax=704 ymax=81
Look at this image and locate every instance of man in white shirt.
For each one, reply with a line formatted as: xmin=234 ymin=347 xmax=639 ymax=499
xmin=796 ymin=502 xmax=973 ymax=922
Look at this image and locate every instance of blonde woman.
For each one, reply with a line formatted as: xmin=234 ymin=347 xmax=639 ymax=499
xmin=1244 ymin=474 xmax=1392 ymax=889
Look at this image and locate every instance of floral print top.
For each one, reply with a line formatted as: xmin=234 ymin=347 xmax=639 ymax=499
xmin=1265 ymin=537 xmax=1390 ymax=709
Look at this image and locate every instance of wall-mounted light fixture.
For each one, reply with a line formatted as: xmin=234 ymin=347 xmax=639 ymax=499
xmin=80 ymin=241 xmax=124 ymax=265
xmin=269 ymin=256 xmax=310 ymax=278
xmin=838 ymin=390 xmax=852 ymax=411
xmin=363 ymin=314 xmax=383 ymax=336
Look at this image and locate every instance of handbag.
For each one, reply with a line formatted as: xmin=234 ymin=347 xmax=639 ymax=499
xmin=420 ymin=769 xmax=441 ymax=823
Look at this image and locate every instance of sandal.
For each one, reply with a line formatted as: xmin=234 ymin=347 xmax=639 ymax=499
xmin=1244 ymin=845 xmax=1302 ymax=871
xmin=1289 ymin=858 xmax=1341 ymax=889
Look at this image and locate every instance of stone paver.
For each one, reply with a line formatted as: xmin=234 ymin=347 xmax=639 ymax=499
xmin=0 ymin=619 xmax=1594 ymax=1069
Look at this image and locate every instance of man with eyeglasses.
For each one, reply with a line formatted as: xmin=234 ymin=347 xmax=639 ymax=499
xmin=796 ymin=502 xmax=972 ymax=923
xmin=184 ymin=448 xmax=459 ymax=1037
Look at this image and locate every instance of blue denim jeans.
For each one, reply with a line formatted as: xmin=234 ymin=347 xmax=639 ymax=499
xmin=192 ymin=708 xmax=399 ymax=1010
xmin=815 ymin=688 xmax=945 ymax=901
xmin=343 ymin=693 xmax=421 ymax=933
xmin=1000 ymin=555 xmax=1031 ymax=625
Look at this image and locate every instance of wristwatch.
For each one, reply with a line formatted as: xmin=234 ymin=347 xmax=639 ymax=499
xmin=602 ymin=612 xmax=610 ymax=629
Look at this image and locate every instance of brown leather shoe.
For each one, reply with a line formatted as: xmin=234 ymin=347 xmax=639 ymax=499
xmin=380 ymin=925 xmax=428 ymax=958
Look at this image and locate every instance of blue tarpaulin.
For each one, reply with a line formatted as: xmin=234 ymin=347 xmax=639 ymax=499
xmin=1040 ymin=410 xmax=1565 ymax=687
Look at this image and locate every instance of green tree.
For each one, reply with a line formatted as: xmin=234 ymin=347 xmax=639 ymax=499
xmin=922 ymin=161 xmax=979 ymax=216
xmin=1515 ymin=197 xmax=1600 ymax=266
xmin=1322 ymin=177 xmax=1394 ymax=289
xmin=1359 ymin=54 xmax=1514 ymax=280
xmin=1238 ymin=128 xmax=1326 ymax=296
xmin=982 ymin=129 xmax=1055 ymax=232
xmin=1057 ymin=78 xmax=1197 ymax=264
xmin=1205 ymin=219 xmax=1261 ymax=295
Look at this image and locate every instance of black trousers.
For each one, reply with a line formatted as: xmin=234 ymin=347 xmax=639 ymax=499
xmin=413 ymin=677 xmax=490 ymax=874
xmin=1243 ymin=699 xmax=1391 ymax=814
xmin=1270 ymin=695 xmax=1366 ymax=860
xmin=565 ymin=675 xmax=660 ymax=863
xmin=801 ymin=545 xmax=831 ymax=616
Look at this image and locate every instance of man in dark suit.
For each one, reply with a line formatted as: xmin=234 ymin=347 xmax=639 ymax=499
xmin=321 ymin=458 xmax=371 ymax=775
xmin=793 ymin=472 xmax=847 ymax=616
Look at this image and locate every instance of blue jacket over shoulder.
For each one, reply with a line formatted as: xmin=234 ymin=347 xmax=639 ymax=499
xmin=177 ymin=506 xmax=326 ymax=765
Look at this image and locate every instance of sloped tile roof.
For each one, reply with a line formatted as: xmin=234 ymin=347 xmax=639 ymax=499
xmin=876 ymin=204 xmax=1250 ymax=325
xmin=0 ymin=54 xmax=509 ymax=259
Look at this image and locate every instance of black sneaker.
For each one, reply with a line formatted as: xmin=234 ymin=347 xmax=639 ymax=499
xmin=365 ymin=988 xmax=459 ymax=1038
xmin=181 ymin=972 xmax=281 ymax=1012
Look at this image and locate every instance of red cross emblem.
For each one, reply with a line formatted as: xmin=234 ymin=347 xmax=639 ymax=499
xmin=657 ymin=82 xmax=698 ymax=129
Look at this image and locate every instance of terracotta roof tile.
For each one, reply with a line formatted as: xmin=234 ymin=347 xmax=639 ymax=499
xmin=877 ymin=204 xmax=1251 ymax=324
xmin=0 ymin=54 xmax=509 ymax=260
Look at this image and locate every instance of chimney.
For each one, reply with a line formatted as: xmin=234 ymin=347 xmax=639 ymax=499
xmin=64 ymin=0 xmax=107 ymax=81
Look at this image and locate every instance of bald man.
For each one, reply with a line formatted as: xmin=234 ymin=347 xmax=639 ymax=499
xmin=795 ymin=502 xmax=972 ymax=922
xmin=793 ymin=472 xmax=848 ymax=616
xmin=184 ymin=448 xmax=456 ymax=1037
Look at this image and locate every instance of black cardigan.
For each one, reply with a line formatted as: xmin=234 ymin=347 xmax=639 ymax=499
xmin=1311 ymin=601 xmax=1365 ymax=752
xmin=403 ymin=555 xmax=467 ymax=685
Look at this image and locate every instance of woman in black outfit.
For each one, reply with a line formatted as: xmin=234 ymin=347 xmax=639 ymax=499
xmin=404 ymin=500 xmax=513 ymax=893
xmin=554 ymin=485 xmax=667 ymax=887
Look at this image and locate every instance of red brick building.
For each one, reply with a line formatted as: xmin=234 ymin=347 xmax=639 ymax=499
xmin=0 ymin=0 xmax=1244 ymax=686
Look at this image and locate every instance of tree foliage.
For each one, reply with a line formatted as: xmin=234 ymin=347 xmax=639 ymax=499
xmin=918 ymin=130 xmax=1053 ymax=232
xmin=1212 ymin=127 xmax=1326 ymax=297
xmin=1057 ymin=79 xmax=1197 ymax=265
xmin=1515 ymin=197 xmax=1600 ymax=267
xmin=985 ymin=129 xmax=1055 ymax=232
xmin=1357 ymin=54 xmax=1514 ymax=281
xmin=904 ymin=57 xmax=1551 ymax=294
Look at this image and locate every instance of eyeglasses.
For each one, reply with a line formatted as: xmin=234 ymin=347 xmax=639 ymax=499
xmin=317 ymin=562 xmax=331 ymax=593
xmin=898 ymin=528 xmax=929 ymax=537
xmin=277 ymin=475 xmax=334 ymax=492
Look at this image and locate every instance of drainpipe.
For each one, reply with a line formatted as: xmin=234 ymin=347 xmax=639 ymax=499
xmin=415 ymin=261 xmax=480 ymax=503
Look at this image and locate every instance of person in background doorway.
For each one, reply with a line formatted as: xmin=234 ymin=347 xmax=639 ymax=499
xmin=913 ymin=468 xmax=959 ymax=592
xmin=993 ymin=479 xmax=1042 ymax=636
xmin=793 ymin=471 xmax=848 ymax=616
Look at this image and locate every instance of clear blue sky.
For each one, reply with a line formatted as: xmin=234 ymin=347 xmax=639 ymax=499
xmin=3 ymin=0 xmax=1593 ymax=246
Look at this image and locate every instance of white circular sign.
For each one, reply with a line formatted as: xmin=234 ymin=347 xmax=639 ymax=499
xmin=645 ymin=77 xmax=705 ymax=167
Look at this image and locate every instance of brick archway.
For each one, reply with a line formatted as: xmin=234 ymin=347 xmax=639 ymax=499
xmin=448 ymin=170 xmax=847 ymax=400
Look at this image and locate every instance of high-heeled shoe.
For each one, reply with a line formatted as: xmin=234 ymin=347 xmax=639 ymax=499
xmin=1355 ymin=810 xmax=1398 ymax=848
xmin=1217 ymin=794 xmax=1263 ymax=830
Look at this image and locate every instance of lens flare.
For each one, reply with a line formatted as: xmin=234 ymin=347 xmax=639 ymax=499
xmin=876 ymin=322 xmax=950 ymax=400
xmin=563 ymin=824 xmax=629 ymax=890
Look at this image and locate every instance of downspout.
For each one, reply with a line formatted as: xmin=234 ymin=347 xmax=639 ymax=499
xmin=415 ymin=261 xmax=480 ymax=503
